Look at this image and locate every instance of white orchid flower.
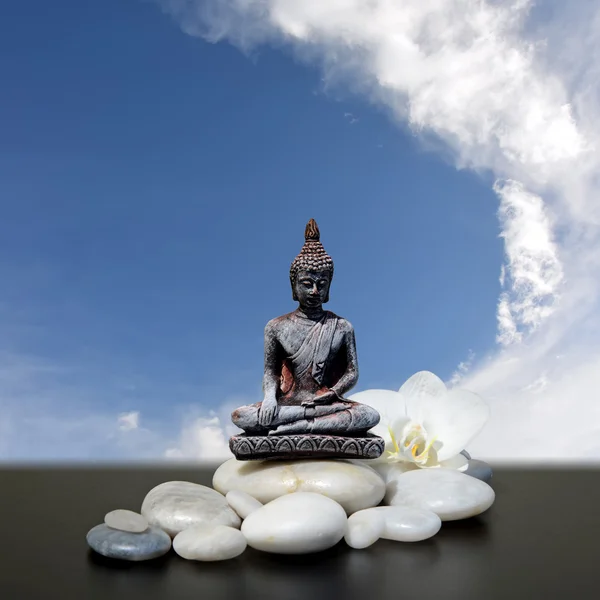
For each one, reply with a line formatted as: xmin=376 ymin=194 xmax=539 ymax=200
xmin=349 ymin=371 xmax=489 ymax=471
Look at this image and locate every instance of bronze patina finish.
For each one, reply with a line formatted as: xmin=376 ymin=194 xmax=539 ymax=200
xmin=229 ymin=219 xmax=383 ymax=460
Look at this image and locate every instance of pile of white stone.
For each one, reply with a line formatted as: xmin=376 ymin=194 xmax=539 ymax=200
xmin=87 ymin=457 xmax=495 ymax=562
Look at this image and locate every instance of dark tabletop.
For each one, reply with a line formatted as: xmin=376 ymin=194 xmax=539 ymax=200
xmin=1 ymin=464 xmax=598 ymax=599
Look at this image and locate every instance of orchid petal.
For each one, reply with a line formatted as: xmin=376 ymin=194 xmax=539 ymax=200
xmin=398 ymin=370 xmax=447 ymax=399
xmin=389 ymin=416 xmax=412 ymax=442
xmin=419 ymin=389 xmax=490 ymax=462
xmin=347 ymin=389 xmax=406 ymax=440
xmin=399 ymin=371 xmax=447 ymax=423
xmin=374 ymin=438 xmax=411 ymax=465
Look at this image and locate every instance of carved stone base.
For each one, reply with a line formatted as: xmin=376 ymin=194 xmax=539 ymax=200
xmin=229 ymin=433 xmax=385 ymax=461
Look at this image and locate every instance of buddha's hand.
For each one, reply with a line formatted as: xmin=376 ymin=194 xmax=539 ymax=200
xmin=307 ymin=389 xmax=341 ymax=406
xmin=258 ymin=397 xmax=278 ymax=426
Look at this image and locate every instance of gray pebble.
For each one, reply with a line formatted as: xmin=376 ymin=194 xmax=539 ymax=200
xmin=464 ymin=459 xmax=493 ymax=483
xmin=86 ymin=524 xmax=171 ymax=561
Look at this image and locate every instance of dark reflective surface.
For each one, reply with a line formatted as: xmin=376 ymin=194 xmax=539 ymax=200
xmin=1 ymin=464 xmax=599 ymax=599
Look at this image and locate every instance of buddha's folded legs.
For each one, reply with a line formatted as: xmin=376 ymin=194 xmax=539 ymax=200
xmin=232 ymin=403 xmax=301 ymax=431
xmin=232 ymin=400 xmax=380 ymax=436
xmin=268 ymin=402 xmax=380 ymax=435
xmin=231 ymin=401 xmax=351 ymax=434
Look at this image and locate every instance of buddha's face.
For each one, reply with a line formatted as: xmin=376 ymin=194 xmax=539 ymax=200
xmin=293 ymin=270 xmax=331 ymax=309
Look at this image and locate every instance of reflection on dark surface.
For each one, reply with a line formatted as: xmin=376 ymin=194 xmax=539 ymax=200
xmin=87 ymin=549 xmax=172 ymax=571
xmin=1 ymin=466 xmax=599 ymax=599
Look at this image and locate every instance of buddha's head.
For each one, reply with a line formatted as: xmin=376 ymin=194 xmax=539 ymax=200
xmin=289 ymin=219 xmax=334 ymax=307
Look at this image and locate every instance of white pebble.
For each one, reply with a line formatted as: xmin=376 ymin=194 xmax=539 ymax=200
xmin=345 ymin=510 xmax=385 ymax=549
xmin=226 ymin=490 xmax=263 ymax=519
xmin=385 ymin=468 xmax=495 ymax=521
xmin=214 ymin=458 xmax=385 ymax=514
xmin=375 ymin=506 xmax=441 ymax=541
xmin=141 ymin=481 xmax=241 ymax=537
xmin=241 ymin=492 xmax=347 ymax=554
xmin=173 ymin=525 xmax=247 ymax=561
xmin=345 ymin=506 xmax=440 ymax=548
xmin=104 ymin=509 xmax=148 ymax=533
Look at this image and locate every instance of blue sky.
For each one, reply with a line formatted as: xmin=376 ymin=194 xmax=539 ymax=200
xmin=2 ymin=0 xmax=599 ymax=462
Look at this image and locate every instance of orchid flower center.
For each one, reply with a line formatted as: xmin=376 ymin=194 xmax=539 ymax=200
xmin=388 ymin=422 xmax=438 ymax=465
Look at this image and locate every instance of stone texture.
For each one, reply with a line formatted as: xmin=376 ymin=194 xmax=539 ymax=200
xmin=373 ymin=506 xmax=441 ymax=541
xmin=104 ymin=509 xmax=148 ymax=533
xmin=213 ymin=458 xmax=385 ymax=515
xmin=141 ymin=481 xmax=241 ymax=537
xmin=173 ymin=525 xmax=247 ymax=561
xmin=370 ymin=461 xmax=417 ymax=483
xmin=226 ymin=490 xmax=263 ymax=519
xmin=229 ymin=433 xmax=384 ymax=460
xmin=86 ymin=524 xmax=171 ymax=561
xmin=241 ymin=492 xmax=347 ymax=554
xmin=345 ymin=510 xmax=385 ymax=549
xmin=385 ymin=468 xmax=495 ymax=521
xmin=464 ymin=459 xmax=493 ymax=483
xmin=345 ymin=506 xmax=441 ymax=548
xmin=371 ymin=451 xmax=488 ymax=484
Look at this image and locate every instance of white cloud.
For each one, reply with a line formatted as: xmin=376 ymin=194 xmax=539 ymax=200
xmin=465 ymin=349 xmax=600 ymax=463
xmin=117 ymin=411 xmax=140 ymax=431
xmin=157 ymin=0 xmax=600 ymax=463
xmin=494 ymin=180 xmax=564 ymax=345
xmin=160 ymin=0 xmax=589 ymax=179
xmin=0 ymin=352 xmax=173 ymax=461
xmin=166 ymin=415 xmax=232 ymax=461
xmin=521 ymin=373 xmax=549 ymax=395
xmin=164 ymin=401 xmax=245 ymax=461
xmin=0 ymin=348 xmax=248 ymax=462
xmin=449 ymin=349 xmax=475 ymax=387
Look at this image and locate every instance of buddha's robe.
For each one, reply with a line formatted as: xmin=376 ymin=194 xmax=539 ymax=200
xmin=231 ymin=312 xmax=380 ymax=436
xmin=289 ymin=310 xmax=337 ymax=389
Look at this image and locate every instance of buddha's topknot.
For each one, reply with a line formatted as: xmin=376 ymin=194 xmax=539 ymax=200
xmin=289 ymin=219 xmax=334 ymax=301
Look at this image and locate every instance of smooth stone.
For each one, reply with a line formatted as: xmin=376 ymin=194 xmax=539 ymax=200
xmin=226 ymin=490 xmax=263 ymax=519
xmin=385 ymin=468 xmax=495 ymax=521
xmin=345 ymin=506 xmax=441 ymax=548
xmin=374 ymin=506 xmax=441 ymax=541
xmin=104 ymin=509 xmax=148 ymax=533
xmin=345 ymin=510 xmax=385 ymax=549
xmin=241 ymin=492 xmax=347 ymax=554
xmin=86 ymin=524 xmax=171 ymax=561
xmin=463 ymin=459 xmax=493 ymax=483
xmin=370 ymin=450 xmax=475 ymax=484
xmin=141 ymin=481 xmax=241 ymax=537
xmin=213 ymin=458 xmax=385 ymax=515
xmin=370 ymin=460 xmax=417 ymax=483
xmin=173 ymin=525 xmax=247 ymax=561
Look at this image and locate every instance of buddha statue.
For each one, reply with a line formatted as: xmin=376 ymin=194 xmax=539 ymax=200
xmin=229 ymin=219 xmax=383 ymax=460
